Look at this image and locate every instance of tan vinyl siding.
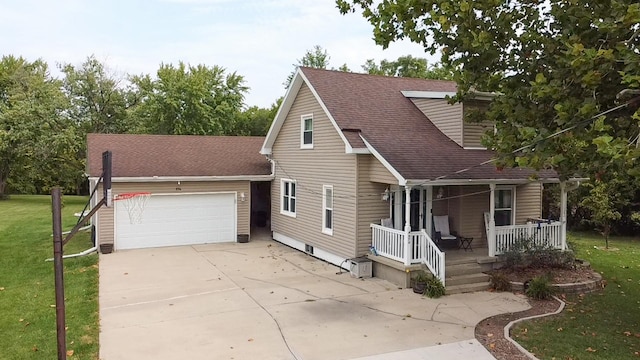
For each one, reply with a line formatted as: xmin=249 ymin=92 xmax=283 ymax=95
xmin=411 ymin=98 xmax=463 ymax=146
xmin=515 ymin=182 xmax=543 ymax=224
xmin=96 ymin=181 xmax=250 ymax=245
xmin=462 ymin=101 xmax=492 ymax=148
xmin=356 ymin=155 xmax=393 ymax=256
xmin=368 ymin=156 xmax=399 ymax=184
xmin=271 ymin=84 xmax=358 ymax=259
xmin=458 ymin=185 xmax=491 ymax=247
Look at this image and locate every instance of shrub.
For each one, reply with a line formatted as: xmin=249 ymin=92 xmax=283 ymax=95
xmin=423 ymin=277 xmax=446 ymax=298
xmin=489 ymin=272 xmax=511 ymax=292
xmin=502 ymin=234 xmax=575 ymax=270
xmin=525 ymin=274 xmax=555 ymax=300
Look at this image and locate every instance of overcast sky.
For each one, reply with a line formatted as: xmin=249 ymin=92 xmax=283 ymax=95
xmin=0 ymin=0 xmax=437 ymax=107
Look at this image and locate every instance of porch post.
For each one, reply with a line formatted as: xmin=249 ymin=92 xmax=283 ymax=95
xmin=560 ymin=181 xmax=567 ymax=251
xmin=489 ymin=183 xmax=496 ymax=257
xmin=425 ymin=186 xmax=433 ymax=239
xmin=404 ymin=185 xmax=412 ymax=266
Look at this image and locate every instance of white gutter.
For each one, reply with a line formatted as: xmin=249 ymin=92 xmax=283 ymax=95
xmin=405 ymin=177 xmax=587 ymax=187
xmin=88 ymin=175 xmax=274 ymax=183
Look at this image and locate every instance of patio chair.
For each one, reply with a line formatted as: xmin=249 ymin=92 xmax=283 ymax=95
xmin=433 ymin=215 xmax=459 ymax=249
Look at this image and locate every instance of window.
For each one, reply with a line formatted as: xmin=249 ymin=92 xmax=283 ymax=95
xmin=301 ymin=114 xmax=313 ymax=148
xmin=322 ymin=185 xmax=333 ymax=235
xmin=281 ymin=179 xmax=296 ymax=217
xmin=494 ymin=187 xmax=515 ymax=226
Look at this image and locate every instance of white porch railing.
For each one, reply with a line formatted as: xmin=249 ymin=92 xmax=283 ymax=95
xmin=371 ymin=224 xmax=407 ymax=263
xmin=495 ymin=221 xmax=563 ymax=255
xmin=371 ymin=224 xmax=446 ymax=285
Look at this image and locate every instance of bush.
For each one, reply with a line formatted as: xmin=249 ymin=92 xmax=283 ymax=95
xmin=502 ymin=234 xmax=575 ymax=270
xmin=489 ymin=272 xmax=511 ymax=292
xmin=525 ymin=274 xmax=555 ymax=300
xmin=423 ymin=277 xmax=446 ymax=298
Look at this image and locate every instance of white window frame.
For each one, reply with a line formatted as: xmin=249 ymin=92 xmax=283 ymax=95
xmin=300 ymin=114 xmax=313 ymax=149
xmin=322 ymin=185 xmax=333 ymax=235
xmin=281 ymin=179 xmax=296 ymax=218
xmin=494 ymin=186 xmax=516 ymax=226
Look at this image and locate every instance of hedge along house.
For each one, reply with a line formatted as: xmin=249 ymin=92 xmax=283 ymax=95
xmin=87 ymin=134 xmax=273 ymax=252
xmin=261 ymin=67 xmax=580 ymax=290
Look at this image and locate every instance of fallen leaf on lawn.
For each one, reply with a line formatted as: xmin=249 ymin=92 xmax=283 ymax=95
xmin=50 ymin=305 xmax=56 ymax=308
xmin=557 ymin=328 xmax=563 ymax=332
xmin=19 ymin=318 xmax=24 ymax=322
xmin=635 ymin=333 xmax=640 ymax=338
xmin=521 ymin=328 xmax=528 ymax=334
xmin=489 ymin=343 xmax=496 ymax=349
xmin=624 ymin=331 xmax=632 ymax=336
xmin=66 ymin=349 xmax=74 ymax=356
xmin=0 ymin=287 xmax=5 ymax=291
xmin=32 ymin=346 xmax=38 ymax=352
xmin=586 ymin=347 xmax=597 ymax=352
xmin=488 ymin=333 xmax=494 ymax=337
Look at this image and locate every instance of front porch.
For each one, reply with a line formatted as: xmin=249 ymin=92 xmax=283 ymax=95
xmin=368 ymin=182 xmax=572 ymax=288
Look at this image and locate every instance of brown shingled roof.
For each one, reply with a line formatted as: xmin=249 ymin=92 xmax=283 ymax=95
xmin=301 ymin=67 xmax=556 ymax=181
xmin=87 ymin=134 xmax=271 ymax=178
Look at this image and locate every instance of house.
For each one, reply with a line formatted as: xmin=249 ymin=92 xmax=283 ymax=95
xmin=87 ymin=134 xmax=272 ymax=251
xmin=261 ymin=67 xmax=579 ymax=289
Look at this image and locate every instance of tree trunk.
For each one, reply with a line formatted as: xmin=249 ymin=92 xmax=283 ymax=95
xmin=0 ymin=175 xmax=7 ymax=200
xmin=604 ymin=224 xmax=610 ymax=249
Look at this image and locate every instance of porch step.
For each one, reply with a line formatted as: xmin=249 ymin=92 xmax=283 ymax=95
xmin=445 ymin=263 xmax=485 ymax=277
xmin=446 ymin=281 xmax=491 ymax=295
xmin=445 ymin=273 xmax=491 ymax=287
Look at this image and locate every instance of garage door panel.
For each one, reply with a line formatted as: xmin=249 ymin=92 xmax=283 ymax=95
xmin=116 ymin=193 xmax=236 ymax=250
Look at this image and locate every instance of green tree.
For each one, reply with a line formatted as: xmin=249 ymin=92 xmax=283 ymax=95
xmin=284 ymin=45 xmax=350 ymax=88
xmin=234 ymin=98 xmax=282 ymax=136
xmin=131 ymin=62 xmax=248 ymax=135
xmin=337 ymin=0 xmax=640 ymax=181
xmin=0 ymin=56 xmax=78 ymax=198
xmin=581 ymin=180 xmax=624 ymax=249
xmin=362 ymin=55 xmax=455 ymax=80
xmin=60 ymin=55 xmax=138 ymax=134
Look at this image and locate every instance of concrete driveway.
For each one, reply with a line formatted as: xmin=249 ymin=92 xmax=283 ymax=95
xmin=99 ymin=237 xmax=529 ymax=360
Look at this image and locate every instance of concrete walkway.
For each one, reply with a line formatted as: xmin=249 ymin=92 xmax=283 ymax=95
xmin=99 ymin=238 xmax=529 ymax=359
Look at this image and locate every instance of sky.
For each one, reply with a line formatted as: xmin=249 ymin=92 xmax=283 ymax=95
xmin=0 ymin=0 xmax=437 ymax=108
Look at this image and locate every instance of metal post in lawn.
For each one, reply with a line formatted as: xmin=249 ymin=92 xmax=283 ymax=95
xmin=52 ymin=187 xmax=67 ymax=360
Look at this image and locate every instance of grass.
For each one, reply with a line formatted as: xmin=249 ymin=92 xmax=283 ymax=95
xmin=0 ymin=195 xmax=98 ymax=360
xmin=514 ymin=232 xmax=640 ymax=359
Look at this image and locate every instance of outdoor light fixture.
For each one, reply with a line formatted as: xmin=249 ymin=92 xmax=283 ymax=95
xmin=240 ymin=192 xmax=246 ymax=202
xmin=382 ymin=187 xmax=390 ymax=201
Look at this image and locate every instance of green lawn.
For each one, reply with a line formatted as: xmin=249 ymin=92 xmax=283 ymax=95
xmin=0 ymin=195 xmax=99 ymax=359
xmin=514 ymin=232 xmax=640 ymax=359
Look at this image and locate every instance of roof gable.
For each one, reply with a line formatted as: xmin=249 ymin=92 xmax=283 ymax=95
xmin=261 ymin=68 xmax=365 ymax=155
xmin=299 ymin=68 xmax=556 ymax=182
xmin=87 ymin=134 xmax=271 ymax=178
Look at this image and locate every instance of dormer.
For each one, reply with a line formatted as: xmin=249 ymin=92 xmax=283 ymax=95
xmin=402 ymin=91 xmax=493 ymax=149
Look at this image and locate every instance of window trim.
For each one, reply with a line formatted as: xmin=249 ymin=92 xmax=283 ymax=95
xmin=300 ymin=114 xmax=313 ymax=149
xmin=494 ymin=186 xmax=516 ymax=226
xmin=281 ymin=179 xmax=296 ymax=218
xmin=322 ymin=185 xmax=333 ymax=235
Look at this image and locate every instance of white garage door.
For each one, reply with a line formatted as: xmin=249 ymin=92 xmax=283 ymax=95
xmin=115 ymin=193 xmax=236 ymax=250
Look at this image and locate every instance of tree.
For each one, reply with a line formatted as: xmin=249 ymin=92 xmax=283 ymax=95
xmin=131 ymin=62 xmax=248 ymax=135
xmin=337 ymin=0 xmax=640 ymax=182
xmin=0 ymin=56 xmax=78 ymax=198
xmin=60 ymin=55 xmax=138 ymax=134
xmin=234 ymin=98 xmax=282 ymax=136
xmin=362 ymin=55 xmax=455 ymax=79
xmin=284 ymin=45 xmax=350 ymax=88
xmin=581 ymin=180 xmax=624 ymax=249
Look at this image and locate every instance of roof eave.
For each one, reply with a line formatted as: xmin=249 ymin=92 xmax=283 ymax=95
xmin=87 ymin=175 xmax=274 ymax=182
